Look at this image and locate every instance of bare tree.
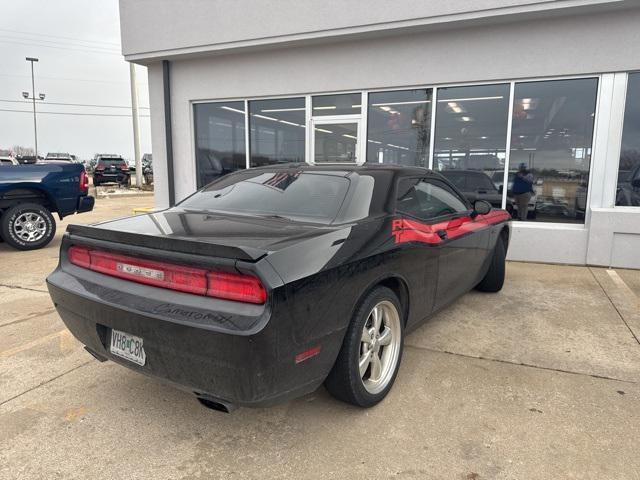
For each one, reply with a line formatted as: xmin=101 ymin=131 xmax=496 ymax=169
xmin=12 ymin=145 xmax=35 ymax=156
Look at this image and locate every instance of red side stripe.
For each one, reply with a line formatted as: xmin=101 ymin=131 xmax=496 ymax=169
xmin=392 ymin=210 xmax=510 ymax=245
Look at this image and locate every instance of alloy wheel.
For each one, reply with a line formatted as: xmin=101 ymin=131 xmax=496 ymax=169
xmin=359 ymin=300 xmax=402 ymax=394
xmin=13 ymin=212 xmax=47 ymax=243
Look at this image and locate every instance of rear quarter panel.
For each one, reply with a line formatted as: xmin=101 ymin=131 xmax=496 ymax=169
xmin=0 ymin=163 xmax=85 ymax=215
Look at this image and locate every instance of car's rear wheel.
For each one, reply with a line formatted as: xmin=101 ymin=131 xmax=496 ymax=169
xmin=476 ymin=236 xmax=506 ymax=292
xmin=325 ymin=286 xmax=404 ymax=407
xmin=0 ymin=203 xmax=56 ymax=250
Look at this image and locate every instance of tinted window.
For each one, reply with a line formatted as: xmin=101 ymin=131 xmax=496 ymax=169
xmin=194 ymin=101 xmax=246 ymax=188
xmin=617 ymin=72 xmax=640 ymax=206
xmin=98 ymin=159 xmax=124 ymax=167
xmin=367 ymin=89 xmax=432 ymax=167
xmin=466 ymin=173 xmax=497 ymax=191
xmin=396 ymin=178 xmax=468 ymax=220
xmin=509 ymin=78 xmax=597 ymax=222
xmin=312 ymin=93 xmax=361 ymax=116
xmin=180 ymin=171 xmax=351 ymax=224
xmin=249 ymin=98 xmax=306 ymax=167
xmin=434 ymin=84 xmax=510 ymax=176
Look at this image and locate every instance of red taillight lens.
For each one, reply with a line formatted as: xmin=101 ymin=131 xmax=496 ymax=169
xmin=207 ymin=271 xmax=267 ymax=304
xmin=79 ymin=170 xmax=88 ymax=192
xmin=95 ymin=165 xmax=105 ymax=172
xmin=68 ymin=245 xmax=90 ymax=268
xmin=67 ymin=246 xmax=266 ymax=304
xmin=121 ymin=163 xmax=129 ymax=171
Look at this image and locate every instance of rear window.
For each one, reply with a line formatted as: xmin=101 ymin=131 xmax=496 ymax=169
xmin=180 ymin=171 xmax=351 ymax=224
xmin=98 ymin=158 xmax=125 ymax=167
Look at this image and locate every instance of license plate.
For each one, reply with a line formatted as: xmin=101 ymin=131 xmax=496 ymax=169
xmin=110 ymin=329 xmax=146 ymax=366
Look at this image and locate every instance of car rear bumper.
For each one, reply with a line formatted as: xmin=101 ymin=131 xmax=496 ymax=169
xmin=77 ymin=195 xmax=95 ymax=213
xmin=94 ymin=173 xmax=129 ymax=183
xmin=46 ymin=268 xmax=340 ymax=408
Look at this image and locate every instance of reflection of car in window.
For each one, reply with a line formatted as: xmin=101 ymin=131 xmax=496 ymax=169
xmin=440 ymin=170 xmax=514 ymax=215
xmin=616 ymin=164 xmax=640 ymax=206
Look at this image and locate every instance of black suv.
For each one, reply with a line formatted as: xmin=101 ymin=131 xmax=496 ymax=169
xmin=93 ymin=155 xmax=131 ymax=187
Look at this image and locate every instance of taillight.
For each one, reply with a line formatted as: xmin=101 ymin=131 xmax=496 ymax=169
xmin=121 ymin=163 xmax=129 ymax=171
xmin=67 ymin=246 xmax=266 ymax=304
xmin=79 ymin=170 xmax=89 ymax=192
xmin=95 ymin=165 xmax=105 ymax=172
xmin=207 ymin=271 xmax=267 ymax=304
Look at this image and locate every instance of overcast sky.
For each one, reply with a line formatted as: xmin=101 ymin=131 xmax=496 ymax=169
xmin=0 ymin=0 xmax=151 ymax=160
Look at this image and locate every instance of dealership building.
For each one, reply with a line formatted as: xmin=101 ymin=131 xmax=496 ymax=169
xmin=119 ymin=0 xmax=640 ymax=268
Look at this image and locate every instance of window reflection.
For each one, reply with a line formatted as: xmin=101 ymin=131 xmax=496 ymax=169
xmin=434 ymin=84 xmax=510 ymax=172
xmin=433 ymin=84 xmax=510 ymax=211
xmin=366 ymin=89 xmax=432 ymax=167
xmin=194 ymin=101 xmax=246 ymax=188
xmin=509 ymin=78 xmax=597 ymax=222
xmin=249 ymin=98 xmax=306 ymax=167
xmin=617 ymin=72 xmax=640 ymax=207
xmin=312 ymin=93 xmax=361 ymax=116
xmin=314 ymin=123 xmax=358 ymax=163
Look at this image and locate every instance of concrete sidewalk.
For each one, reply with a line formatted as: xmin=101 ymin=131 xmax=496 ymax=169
xmin=0 ymin=200 xmax=638 ymax=479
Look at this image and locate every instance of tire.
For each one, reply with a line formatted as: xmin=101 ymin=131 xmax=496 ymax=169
xmin=0 ymin=203 xmax=56 ymax=251
xmin=325 ymin=286 xmax=404 ymax=407
xmin=476 ymin=236 xmax=506 ymax=292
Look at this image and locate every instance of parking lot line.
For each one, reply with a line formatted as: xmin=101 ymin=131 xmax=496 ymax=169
xmin=0 ymin=329 xmax=69 ymax=358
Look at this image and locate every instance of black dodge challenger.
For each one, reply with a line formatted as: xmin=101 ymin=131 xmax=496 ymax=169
xmin=47 ymin=164 xmax=510 ymax=411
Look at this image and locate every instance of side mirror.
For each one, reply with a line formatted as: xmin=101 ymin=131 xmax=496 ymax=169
xmin=471 ymin=200 xmax=492 ymax=217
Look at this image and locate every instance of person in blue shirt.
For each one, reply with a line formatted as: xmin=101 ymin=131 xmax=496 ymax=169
xmin=512 ymin=163 xmax=534 ymax=220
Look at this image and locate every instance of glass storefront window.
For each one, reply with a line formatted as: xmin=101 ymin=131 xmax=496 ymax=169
xmin=194 ymin=101 xmax=246 ymax=188
xmin=312 ymin=93 xmax=361 ymax=116
xmin=509 ymin=78 xmax=598 ymax=223
xmin=434 ymin=84 xmax=510 ymax=175
xmin=249 ymin=98 xmax=306 ymax=168
xmin=366 ymin=89 xmax=432 ymax=167
xmin=314 ymin=122 xmax=358 ymax=163
xmin=616 ymin=72 xmax=640 ymax=207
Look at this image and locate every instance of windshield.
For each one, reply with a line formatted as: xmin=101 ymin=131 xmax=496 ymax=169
xmin=180 ymin=171 xmax=351 ymax=224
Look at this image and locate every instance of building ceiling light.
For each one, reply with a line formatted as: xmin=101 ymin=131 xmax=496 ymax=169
xmin=368 ymin=140 xmax=382 ymax=144
xmin=460 ymin=116 xmax=473 ymax=122
xmin=480 ymin=136 xmax=488 ymax=139
xmin=437 ymin=96 xmax=503 ymax=103
xmin=351 ymin=104 xmax=361 ymax=108
xmin=252 ymin=114 xmax=278 ymax=122
xmin=278 ymin=120 xmax=302 ymax=127
xmin=313 ymin=106 xmax=336 ymax=110
xmin=379 ymin=106 xmax=392 ymax=112
xmin=261 ymin=107 xmax=305 ymax=113
xmin=447 ymin=102 xmax=463 ymax=114
xmin=315 ymin=128 xmax=333 ymax=134
xmin=371 ymin=100 xmax=431 ymax=106
xmin=220 ymin=106 xmax=246 ymax=114
xmin=342 ymin=134 xmax=358 ymax=140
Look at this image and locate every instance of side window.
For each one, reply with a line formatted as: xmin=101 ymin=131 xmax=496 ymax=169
xmin=396 ymin=178 xmax=468 ymax=220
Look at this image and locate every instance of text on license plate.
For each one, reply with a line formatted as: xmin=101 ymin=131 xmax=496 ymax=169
xmin=110 ymin=329 xmax=146 ymax=366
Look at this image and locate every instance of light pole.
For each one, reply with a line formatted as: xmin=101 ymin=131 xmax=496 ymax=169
xmin=24 ymin=57 xmax=45 ymax=158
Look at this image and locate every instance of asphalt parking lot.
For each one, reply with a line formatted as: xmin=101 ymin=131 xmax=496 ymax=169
xmin=1 ymin=198 xmax=639 ymax=480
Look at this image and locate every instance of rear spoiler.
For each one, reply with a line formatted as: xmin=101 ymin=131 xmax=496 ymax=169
xmin=66 ymin=224 xmax=267 ymax=262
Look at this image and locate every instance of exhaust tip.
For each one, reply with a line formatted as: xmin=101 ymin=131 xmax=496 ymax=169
xmin=84 ymin=346 xmax=108 ymax=362
xmin=196 ymin=395 xmax=236 ymax=413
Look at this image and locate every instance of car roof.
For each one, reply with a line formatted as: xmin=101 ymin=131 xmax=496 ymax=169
xmin=246 ymin=162 xmax=438 ymax=178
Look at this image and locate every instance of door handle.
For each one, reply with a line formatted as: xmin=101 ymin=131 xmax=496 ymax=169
xmin=436 ymin=229 xmax=448 ymax=240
